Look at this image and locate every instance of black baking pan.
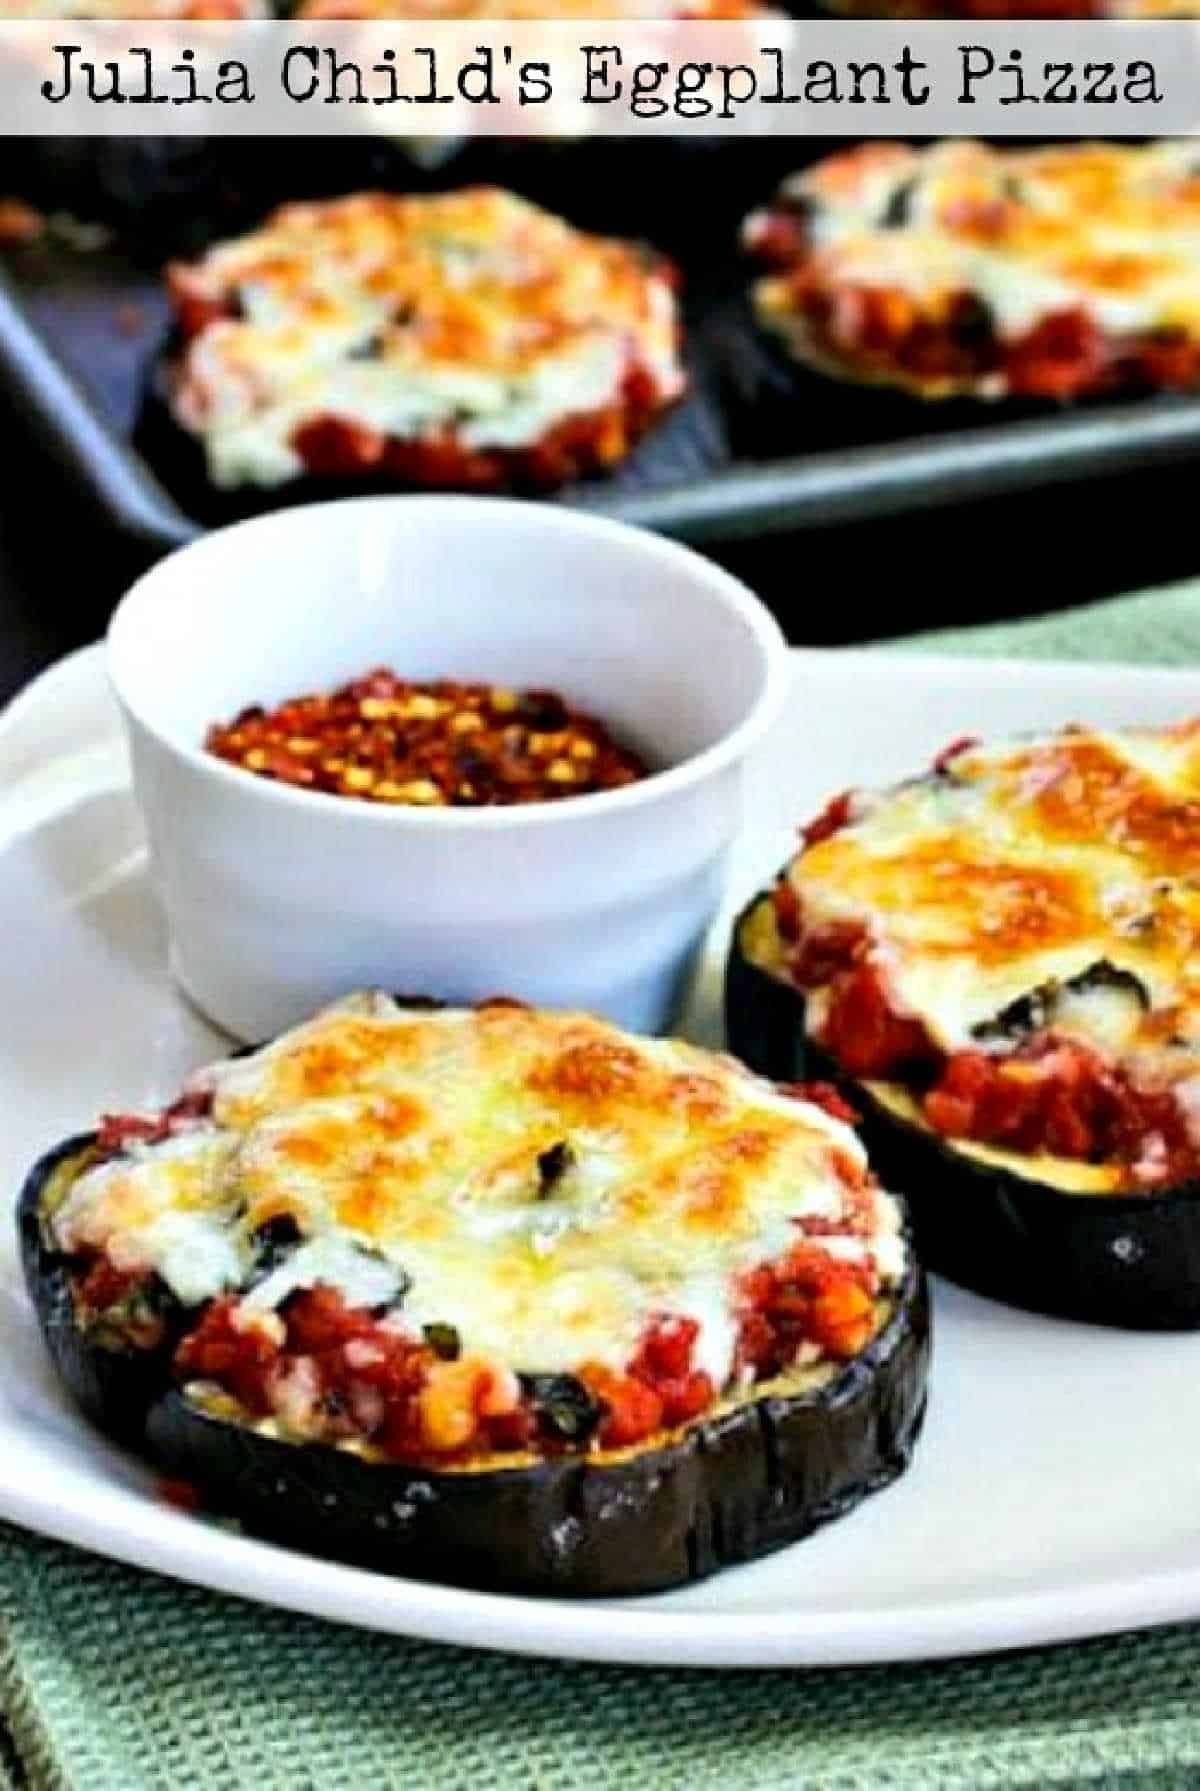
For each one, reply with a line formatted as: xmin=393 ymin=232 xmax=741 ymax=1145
xmin=7 ymin=138 xmax=1200 ymax=553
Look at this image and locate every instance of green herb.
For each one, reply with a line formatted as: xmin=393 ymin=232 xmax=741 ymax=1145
xmin=973 ymin=959 xmax=1149 ymax=1042
xmin=423 ymin=1323 xmax=461 ymax=1361
xmin=523 ymin=1373 xmax=604 ymax=1444
xmin=249 ymin=1213 xmax=303 ymax=1273
xmin=536 ymin=1141 xmax=574 ymax=1198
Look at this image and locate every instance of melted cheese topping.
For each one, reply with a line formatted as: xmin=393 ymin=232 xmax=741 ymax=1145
xmin=53 ymin=994 xmax=904 ymax=1389
xmin=750 ymin=141 xmax=1200 ymax=361
xmin=169 ymin=188 xmax=685 ymax=489
xmin=787 ymin=722 xmax=1200 ymax=1101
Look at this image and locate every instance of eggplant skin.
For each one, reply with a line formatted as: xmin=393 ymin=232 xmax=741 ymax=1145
xmin=17 ymin=1134 xmax=184 ymax=1448
xmin=19 ymin=1126 xmax=930 ymax=1599
xmin=726 ymin=890 xmax=1200 ymax=1332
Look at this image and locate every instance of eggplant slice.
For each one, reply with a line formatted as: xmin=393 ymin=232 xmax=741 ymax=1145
xmin=726 ymin=890 xmax=1200 ymax=1332
xmin=19 ymin=1128 xmax=930 ymax=1599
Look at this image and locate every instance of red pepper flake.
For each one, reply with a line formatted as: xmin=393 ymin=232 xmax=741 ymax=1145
xmin=205 ymin=670 xmax=650 ymax=808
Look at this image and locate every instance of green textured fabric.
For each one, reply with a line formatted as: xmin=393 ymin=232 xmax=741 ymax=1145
xmin=896 ymin=575 xmax=1200 ymax=666
xmin=2 ymin=1521 xmax=1200 ymax=1791
xmin=7 ymin=577 xmax=1200 ymax=1791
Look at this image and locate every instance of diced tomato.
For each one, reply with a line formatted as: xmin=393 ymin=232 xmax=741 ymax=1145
xmin=801 ymin=790 xmax=855 ymax=849
xmin=736 ymin=1241 xmax=877 ymax=1375
xmin=580 ymin=1365 xmax=665 ymax=1450
xmin=921 ymin=1037 xmax=1198 ymax=1185
xmin=821 ymin=966 xmax=933 ymax=1078
xmin=175 ymin=1296 xmax=281 ymax=1415
xmin=751 ymin=208 xmax=811 ymax=270
xmin=807 ymin=1281 xmax=876 ymax=1359
xmin=924 ymin=1045 xmax=1096 ymax=1155
xmin=482 ymin=1406 xmax=536 ymax=1452
xmin=96 ymin=1112 xmax=167 ymax=1153
xmin=383 ymin=432 xmax=501 ymax=492
xmin=1005 ymin=311 xmax=1108 ymax=400
xmin=623 ymin=1318 xmax=715 ymax=1433
xmin=75 ymin=1255 xmax=150 ymax=1313
xmin=924 ymin=1051 xmax=996 ymax=1135
xmin=735 ymin=1310 xmax=775 ymax=1376
xmin=780 ymin=1080 xmax=860 ymax=1126
xmin=292 ymin=415 xmax=387 ymax=477
xmin=96 ymin=1087 xmax=213 ymax=1157
xmin=165 ymin=1087 xmax=214 ymax=1124
xmin=632 ymin=1315 xmax=699 ymax=1382
xmin=173 ymin=1285 xmax=541 ymax=1464
xmin=789 ymin=921 xmax=867 ymax=991
xmin=281 ymin=1284 xmax=379 ymax=1354
xmin=1137 ymin=335 xmax=1200 ymax=390
xmin=621 ymin=362 xmax=663 ymax=408
xmin=287 ymin=378 xmax=668 ymax=496
xmin=172 ymin=295 xmax=231 ymax=340
xmin=656 ymin=1371 xmax=716 ymax=1427
xmin=740 ymin=1265 xmax=776 ymax=1310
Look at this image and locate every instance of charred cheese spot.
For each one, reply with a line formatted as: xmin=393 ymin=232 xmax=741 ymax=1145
xmin=52 ymin=997 xmax=904 ymax=1390
xmin=958 ymin=732 xmax=1200 ymax=878
xmin=802 ymin=834 xmax=1092 ymax=966
xmin=526 ymin=1037 xmax=647 ymax=1105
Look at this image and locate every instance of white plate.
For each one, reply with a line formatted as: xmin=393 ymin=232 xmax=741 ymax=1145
xmin=4 ymin=642 xmax=1200 ymax=1670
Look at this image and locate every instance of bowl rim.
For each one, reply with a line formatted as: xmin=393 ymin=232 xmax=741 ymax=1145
xmin=106 ymin=495 xmax=792 ymax=833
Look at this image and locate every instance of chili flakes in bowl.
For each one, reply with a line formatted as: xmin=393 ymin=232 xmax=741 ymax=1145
xmin=205 ymin=669 xmax=650 ymax=807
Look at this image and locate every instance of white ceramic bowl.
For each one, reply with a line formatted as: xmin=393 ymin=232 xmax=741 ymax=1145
xmin=107 ymin=495 xmax=789 ymax=1041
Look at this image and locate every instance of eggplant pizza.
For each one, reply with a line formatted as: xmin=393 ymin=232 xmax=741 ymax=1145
xmin=727 ymin=719 xmax=1200 ymax=1327
xmin=21 ymin=994 xmax=928 ymax=1596
xmin=743 ymin=141 xmax=1200 ymax=402
xmin=166 ymin=188 xmax=686 ymax=494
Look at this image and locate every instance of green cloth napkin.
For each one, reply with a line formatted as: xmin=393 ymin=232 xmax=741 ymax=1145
xmin=6 ymin=575 xmax=1200 ymax=1791
xmin=897 ymin=576 xmax=1200 ymax=666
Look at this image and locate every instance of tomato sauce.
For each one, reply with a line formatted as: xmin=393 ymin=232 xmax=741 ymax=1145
xmin=778 ymin=860 xmax=1200 ymax=1186
xmin=163 ymin=1269 xmax=877 ymax=1463
xmin=923 ymin=1040 xmax=1197 ymax=1184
